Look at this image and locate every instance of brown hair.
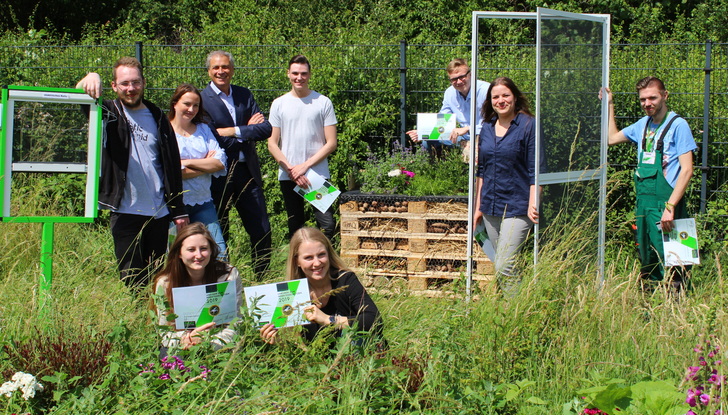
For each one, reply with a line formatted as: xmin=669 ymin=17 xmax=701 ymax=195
xmin=112 ymin=56 xmax=144 ymax=81
xmin=168 ymin=83 xmax=206 ymax=125
xmin=446 ymin=58 xmax=469 ymax=74
xmin=286 ymin=227 xmax=349 ymax=281
xmin=151 ymin=223 xmax=227 ymax=312
xmin=636 ymin=76 xmax=666 ymax=92
xmin=481 ymin=76 xmax=532 ymax=121
xmin=288 ymin=54 xmax=311 ymax=71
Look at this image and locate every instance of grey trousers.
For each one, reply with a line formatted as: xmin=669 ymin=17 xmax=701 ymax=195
xmin=482 ymin=214 xmax=533 ymax=278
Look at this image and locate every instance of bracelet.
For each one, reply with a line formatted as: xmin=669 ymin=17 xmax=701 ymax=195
xmin=665 ymin=202 xmax=675 ymax=211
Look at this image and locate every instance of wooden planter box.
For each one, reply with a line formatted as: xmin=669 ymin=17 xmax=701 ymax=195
xmin=339 ymin=192 xmax=493 ymax=292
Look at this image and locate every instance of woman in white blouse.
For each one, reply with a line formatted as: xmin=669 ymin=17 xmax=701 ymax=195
xmin=168 ymin=83 xmax=227 ymax=258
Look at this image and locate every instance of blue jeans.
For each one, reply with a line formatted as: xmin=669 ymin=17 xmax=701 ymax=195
xmin=186 ymin=201 xmax=227 ymax=260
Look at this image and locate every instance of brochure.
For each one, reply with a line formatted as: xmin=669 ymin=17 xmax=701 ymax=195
xmin=243 ymin=278 xmax=310 ymax=328
xmin=171 ymin=280 xmax=238 ymax=330
xmin=293 ymin=170 xmax=341 ymax=213
xmin=417 ymin=112 xmax=456 ymax=141
xmin=662 ymin=217 xmax=700 ymax=266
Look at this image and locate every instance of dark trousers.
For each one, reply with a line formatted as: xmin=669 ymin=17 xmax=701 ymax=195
xmin=279 ymin=180 xmax=336 ymax=241
xmin=110 ymin=212 xmax=170 ymax=288
xmin=212 ymin=160 xmax=272 ymax=277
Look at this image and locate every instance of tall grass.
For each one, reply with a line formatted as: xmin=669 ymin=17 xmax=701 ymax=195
xmin=0 ymin=182 xmax=725 ymax=414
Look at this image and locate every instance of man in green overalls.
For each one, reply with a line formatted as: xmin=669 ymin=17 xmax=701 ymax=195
xmin=601 ymin=77 xmax=697 ymax=291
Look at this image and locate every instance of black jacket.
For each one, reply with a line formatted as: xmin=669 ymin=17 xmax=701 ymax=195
xmin=97 ymin=98 xmax=186 ymax=219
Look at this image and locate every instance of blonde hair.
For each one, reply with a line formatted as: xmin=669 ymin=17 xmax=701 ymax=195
xmin=446 ymin=58 xmax=469 ymax=74
xmin=286 ymin=228 xmax=349 ymax=281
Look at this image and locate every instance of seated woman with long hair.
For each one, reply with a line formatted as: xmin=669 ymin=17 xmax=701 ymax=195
xmin=259 ymin=227 xmax=382 ymax=344
xmin=151 ymin=222 xmax=243 ymax=354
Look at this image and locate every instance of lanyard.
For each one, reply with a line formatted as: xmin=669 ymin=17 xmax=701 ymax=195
xmin=644 ymin=116 xmax=667 ymax=152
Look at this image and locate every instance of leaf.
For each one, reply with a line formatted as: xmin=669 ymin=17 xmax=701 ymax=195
xmin=629 ymin=381 xmax=690 ymax=415
xmin=527 ymin=396 xmax=547 ymax=405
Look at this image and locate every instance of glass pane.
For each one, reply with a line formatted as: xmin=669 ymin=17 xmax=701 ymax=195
xmin=539 ymin=17 xmax=604 ymax=173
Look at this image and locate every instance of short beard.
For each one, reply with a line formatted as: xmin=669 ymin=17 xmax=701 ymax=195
xmin=120 ymin=93 xmax=144 ymax=109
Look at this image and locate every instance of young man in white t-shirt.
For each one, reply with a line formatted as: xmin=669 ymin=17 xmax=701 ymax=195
xmin=267 ymin=55 xmax=338 ymax=240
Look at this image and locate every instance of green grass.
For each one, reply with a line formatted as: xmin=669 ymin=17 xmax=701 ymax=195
xmin=0 ymin=192 xmax=725 ymax=414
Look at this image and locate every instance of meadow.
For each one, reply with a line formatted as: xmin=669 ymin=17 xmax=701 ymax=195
xmin=0 ymin=182 xmax=725 ymax=414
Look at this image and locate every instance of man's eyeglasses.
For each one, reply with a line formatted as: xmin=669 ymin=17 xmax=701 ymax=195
xmin=116 ymin=80 xmax=143 ymax=88
xmin=449 ymin=70 xmax=470 ymax=83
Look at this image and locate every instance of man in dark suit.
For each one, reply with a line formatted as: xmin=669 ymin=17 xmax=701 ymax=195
xmin=201 ymin=50 xmax=272 ymax=276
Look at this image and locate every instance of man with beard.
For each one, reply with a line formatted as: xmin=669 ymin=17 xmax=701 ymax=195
xmin=601 ymin=76 xmax=697 ymax=291
xmin=76 ymin=57 xmax=188 ymax=287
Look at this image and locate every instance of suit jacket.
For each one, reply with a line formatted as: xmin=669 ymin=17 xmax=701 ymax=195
xmin=201 ymin=83 xmax=272 ymax=187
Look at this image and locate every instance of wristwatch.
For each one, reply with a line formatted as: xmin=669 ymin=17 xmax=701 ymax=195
xmin=329 ymin=314 xmax=337 ymax=325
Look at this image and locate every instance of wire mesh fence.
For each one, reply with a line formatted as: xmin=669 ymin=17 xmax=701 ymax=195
xmin=1 ymin=41 xmax=726 ymax=214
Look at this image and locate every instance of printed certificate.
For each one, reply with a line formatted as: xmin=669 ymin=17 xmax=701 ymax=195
xmin=243 ymin=279 xmax=310 ymax=328
xmin=172 ymin=280 xmax=238 ymax=330
xmin=662 ymin=218 xmax=700 ymax=266
xmin=294 ymin=170 xmax=341 ymax=213
xmin=417 ymin=112 xmax=456 ymax=141
xmin=474 ymin=220 xmax=496 ymax=261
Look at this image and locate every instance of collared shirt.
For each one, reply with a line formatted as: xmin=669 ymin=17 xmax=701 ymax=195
xmin=208 ymin=82 xmax=245 ymax=162
xmin=477 ymin=112 xmax=545 ymax=218
xmin=440 ymin=79 xmax=490 ymax=143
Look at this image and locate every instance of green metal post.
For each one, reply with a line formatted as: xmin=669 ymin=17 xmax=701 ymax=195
xmin=40 ymin=222 xmax=54 ymax=309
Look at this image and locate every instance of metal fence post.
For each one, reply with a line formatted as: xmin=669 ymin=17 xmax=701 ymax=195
xmin=400 ymin=40 xmax=407 ymax=147
xmin=135 ymin=41 xmax=144 ymax=66
xmin=701 ymin=39 xmax=712 ymax=214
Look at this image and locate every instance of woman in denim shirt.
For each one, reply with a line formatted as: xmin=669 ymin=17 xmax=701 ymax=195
xmin=474 ymin=77 xmax=544 ymax=293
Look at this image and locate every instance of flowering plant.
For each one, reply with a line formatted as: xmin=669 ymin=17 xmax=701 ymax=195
xmin=358 ymin=141 xmax=467 ymax=196
xmin=0 ymin=372 xmax=44 ymax=401
xmin=681 ymin=333 xmax=724 ymax=415
xmin=138 ymin=355 xmax=211 ymax=383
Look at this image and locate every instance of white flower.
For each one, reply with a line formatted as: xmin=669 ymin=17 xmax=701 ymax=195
xmin=0 ymin=381 xmax=16 ymax=397
xmin=1 ymin=372 xmax=43 ymax=400
xmin=387 ymin=169 xmax=401 ymax=177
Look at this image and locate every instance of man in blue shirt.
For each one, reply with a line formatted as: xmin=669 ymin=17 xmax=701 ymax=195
xmin=407 ymin=58 xmax=489 ymax=159
xmin=601 ymin=76 xmax=697 ymax=290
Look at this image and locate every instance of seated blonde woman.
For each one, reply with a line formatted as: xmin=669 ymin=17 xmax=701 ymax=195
xmin=259 ymin=227 xmax=383 ymax=345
